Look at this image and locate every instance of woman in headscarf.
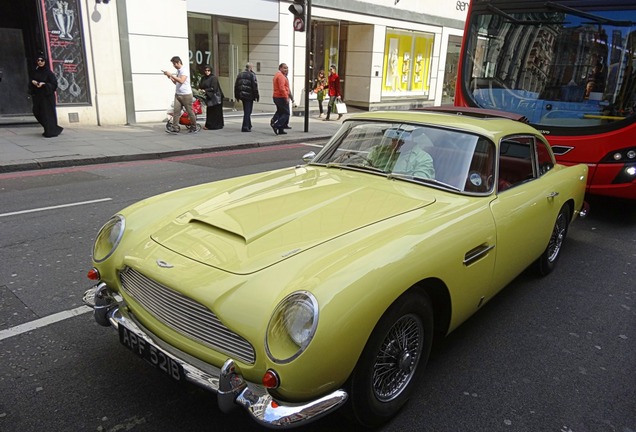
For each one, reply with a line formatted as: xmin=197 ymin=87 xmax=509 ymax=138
xmin=30 ymin=55 xmax=63 ymax=138
xmin=199 ymin=65 xmax=224 ymax=130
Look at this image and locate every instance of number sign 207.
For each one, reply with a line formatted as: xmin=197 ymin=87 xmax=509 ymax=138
xmin=189 ymin=50 xmax=212 ymax=65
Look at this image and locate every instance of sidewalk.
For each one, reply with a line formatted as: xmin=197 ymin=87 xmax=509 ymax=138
xmin=0 ymin=110 xmax=348 ymax=173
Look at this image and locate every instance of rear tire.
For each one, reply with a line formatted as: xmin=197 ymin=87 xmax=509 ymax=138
xmin=348 ymin=291 xmax=434 ymax=428
xmin=536 ymin=205 xmax=570 ymax=276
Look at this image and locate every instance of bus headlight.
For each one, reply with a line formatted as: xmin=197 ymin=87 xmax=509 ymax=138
xmin=612 ymin=163 xmax=636 ymax=184
xmin=602 ymin=147 xmax=636 ymax=163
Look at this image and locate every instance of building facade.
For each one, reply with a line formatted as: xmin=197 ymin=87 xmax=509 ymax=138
xmin=0 ymin=0 xmax=468 ymax=126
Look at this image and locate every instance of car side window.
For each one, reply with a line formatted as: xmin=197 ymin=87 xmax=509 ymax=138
xmin=498 ymin=136 xmax=534 ymax=192
xmin=535 ymin=140 xmax=555 ymax=176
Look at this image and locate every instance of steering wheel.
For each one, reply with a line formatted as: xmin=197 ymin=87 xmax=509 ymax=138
xmin=333 ymin=152 xmax=377 ymax=167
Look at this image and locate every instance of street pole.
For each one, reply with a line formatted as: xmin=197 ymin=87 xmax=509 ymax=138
xmin=303 ymin=0 xmax=312 ymax=132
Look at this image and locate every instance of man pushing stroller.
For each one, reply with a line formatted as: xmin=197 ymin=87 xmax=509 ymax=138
xmin=164 ymin=56 xmax=199 ymax=133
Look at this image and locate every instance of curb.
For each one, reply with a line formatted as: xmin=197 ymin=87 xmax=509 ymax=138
xmin=0 ymin=135 xmax=332 ymax=174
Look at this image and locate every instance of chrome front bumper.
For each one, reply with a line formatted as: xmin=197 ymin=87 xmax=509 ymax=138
xmin=83 ymin=283 xmax=348 ymax=429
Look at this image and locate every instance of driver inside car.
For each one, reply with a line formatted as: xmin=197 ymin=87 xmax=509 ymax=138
xmin=368 ymin=128 xmax=435 ymax=179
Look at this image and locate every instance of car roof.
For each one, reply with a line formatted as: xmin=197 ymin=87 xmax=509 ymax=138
xmin=348 ymin=110 xmax=542 ymax=142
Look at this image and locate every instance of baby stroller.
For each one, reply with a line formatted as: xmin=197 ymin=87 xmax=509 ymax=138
xmin=165 ymin=94 xmax=204 ymax=133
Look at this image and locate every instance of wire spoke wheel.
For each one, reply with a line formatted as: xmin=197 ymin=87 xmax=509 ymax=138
xmin=349 ymin=292 xmax=433 ymax=427
xmin=536 ymin=205 xmax=570 ymax=276
xmin=372 ymin=314 xmax=423 ymax=402
xmin=547 ymin=211 xmax=567 ymax=263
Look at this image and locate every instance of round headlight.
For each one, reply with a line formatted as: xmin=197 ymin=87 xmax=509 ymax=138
xmin=266 ymin=291 xmax=318 ymax=363
xmin=627 ymin=150 xmax=636 ymax=159
xmin=613 ymin=152 xmax=622 ymax=161
xmin=93 ymin=215 xmax=125 ymax=263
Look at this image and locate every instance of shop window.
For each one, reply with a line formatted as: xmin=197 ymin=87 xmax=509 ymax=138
xmin=383 ymin=29 xmax=434 ymax=97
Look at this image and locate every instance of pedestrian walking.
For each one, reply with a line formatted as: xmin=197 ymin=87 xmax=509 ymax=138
xmin=164 ymin=56 xmax=198 ymax=133
xmin=270 ymin=63 xmax=291 ymax=135
xmin=313 ymin=69 xmax=327 ymax=118
xmin=30 ymin=55 xmax=63 ymax=138
xmin=199 ymin=65 xmax=224 ymax=130
xmin=234 ymin=62 xmax=259 ymax=132
xmin=324 ymin=64 xmax=343 ymax=121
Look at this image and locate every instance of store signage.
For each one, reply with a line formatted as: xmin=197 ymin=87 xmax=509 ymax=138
xmin=41 ymin=0 xmax=90 ymax=105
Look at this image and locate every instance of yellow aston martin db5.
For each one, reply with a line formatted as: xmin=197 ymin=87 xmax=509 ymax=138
xmin=84 ymin=109 xmax=588 ymax=428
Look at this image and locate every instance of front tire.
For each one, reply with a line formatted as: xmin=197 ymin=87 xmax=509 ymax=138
xmin=536 ymin=205 xmax=570 ymax=276
xmin=348 ymin=291 xmax=434 ymax=428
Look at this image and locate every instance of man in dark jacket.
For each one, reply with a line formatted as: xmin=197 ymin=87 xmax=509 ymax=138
xmin=234 ymin=63 xmax=260 ymax=132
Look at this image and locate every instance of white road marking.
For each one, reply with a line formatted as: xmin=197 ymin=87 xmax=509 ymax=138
xmin=0 ymin=306 xmax=92 ymax=341
xmin=0 ymin=198 xmax=112 ymax=218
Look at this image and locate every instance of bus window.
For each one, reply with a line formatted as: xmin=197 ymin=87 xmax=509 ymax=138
xmin=457 ymin=1 xmax=636 ymax=200
xmin=461 ymin=4 xmax=636 ymax=129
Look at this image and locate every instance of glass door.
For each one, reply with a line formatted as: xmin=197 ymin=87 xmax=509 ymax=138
xmin=217 ymin=19 xmax=248 ymax=98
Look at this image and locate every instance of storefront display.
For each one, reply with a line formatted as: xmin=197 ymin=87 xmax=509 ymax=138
xmin=383 ymin=29 xmax=434 ymax=97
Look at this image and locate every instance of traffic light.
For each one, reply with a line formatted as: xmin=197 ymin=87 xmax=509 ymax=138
xmin=288 ymin=0 xmax=306 ymax=32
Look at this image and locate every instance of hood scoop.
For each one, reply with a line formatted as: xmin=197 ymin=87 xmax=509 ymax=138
xmin=151 ymin=168 xmax=435 ymax=274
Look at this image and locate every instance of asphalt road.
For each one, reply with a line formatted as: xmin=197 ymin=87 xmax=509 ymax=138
xmin=0 ymin=144 xmax=634 ymax=432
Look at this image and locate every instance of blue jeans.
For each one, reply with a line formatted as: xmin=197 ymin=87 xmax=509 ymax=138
xmin=271 ymin=97 xmax=289 ymax=130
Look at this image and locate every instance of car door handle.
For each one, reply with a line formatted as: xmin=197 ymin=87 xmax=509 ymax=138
xmin=463 ymin=244 xmax=495 ymax=266
xmin=547 ymin=191 xmax=559 ymax=199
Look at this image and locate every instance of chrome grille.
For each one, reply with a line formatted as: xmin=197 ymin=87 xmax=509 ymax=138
xmin=119 ymin=267 xmax=255 ymax=364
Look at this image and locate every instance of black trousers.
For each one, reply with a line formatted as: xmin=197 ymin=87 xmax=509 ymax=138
xmin=241 ymin=99 xmax=254 ymax=130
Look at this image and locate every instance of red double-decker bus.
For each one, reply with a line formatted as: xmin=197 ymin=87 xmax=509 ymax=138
xmin=455 ymin=0 xmax=636 ymax=199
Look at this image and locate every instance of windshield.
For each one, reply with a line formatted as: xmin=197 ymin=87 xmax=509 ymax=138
xmin=463 ymin=4 xmax=636 ymax=131
xmin=312 ymin=121 xmax=496 ymax=194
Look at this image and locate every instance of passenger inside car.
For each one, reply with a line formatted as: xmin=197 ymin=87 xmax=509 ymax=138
xmin=368 ymin=128 xmax=435 ymax=179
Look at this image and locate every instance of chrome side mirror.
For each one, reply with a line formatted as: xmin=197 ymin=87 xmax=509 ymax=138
xmin=302 ymin=151 xmax=316 ymax=163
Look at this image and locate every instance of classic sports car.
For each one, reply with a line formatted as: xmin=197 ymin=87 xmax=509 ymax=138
xmin=84 ymin=109 xmax=588 ymax=428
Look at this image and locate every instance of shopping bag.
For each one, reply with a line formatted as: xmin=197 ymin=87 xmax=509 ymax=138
xmin=335 ymin=100 xmax=347 ymax=114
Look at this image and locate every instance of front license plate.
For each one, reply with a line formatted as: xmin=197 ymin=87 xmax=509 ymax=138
xmin=118 ymin=324 xmax=184 ymax=382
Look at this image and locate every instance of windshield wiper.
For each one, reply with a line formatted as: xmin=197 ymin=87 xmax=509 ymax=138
xmin=387 ymin=173 xmax=462 ymax=191
xmin=545 ymin=2 xmax=634 ymax=27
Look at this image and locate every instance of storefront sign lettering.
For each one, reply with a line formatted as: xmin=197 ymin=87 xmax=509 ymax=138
xmin=456 ymin=1 xmax=469 ymax=11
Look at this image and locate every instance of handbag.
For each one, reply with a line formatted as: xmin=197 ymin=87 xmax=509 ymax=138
xmin=206 ymin=88 xmax=223 ymax=107
xmin=335 ymin=99 xmax=347 ymax=114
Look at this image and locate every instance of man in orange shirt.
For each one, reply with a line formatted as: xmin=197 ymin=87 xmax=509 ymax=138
xmin=270 ymin=63 xmax=290 ymax=135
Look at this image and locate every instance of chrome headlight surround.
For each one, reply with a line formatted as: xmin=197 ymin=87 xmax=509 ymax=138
xmin=93 ymin=215 xmax=125 ymax=263
xmin=265 ymin=291 xmax=319 ymax=364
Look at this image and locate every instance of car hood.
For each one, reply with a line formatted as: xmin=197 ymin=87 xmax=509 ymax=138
xmin=151 ymin=167 xmax=435 ymax=274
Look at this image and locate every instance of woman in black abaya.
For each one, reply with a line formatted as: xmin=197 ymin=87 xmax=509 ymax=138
xmin=30 ymin=56 xmax=63 ymax=138
xmin=199 ymin=66 xmax=224 ymax=130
